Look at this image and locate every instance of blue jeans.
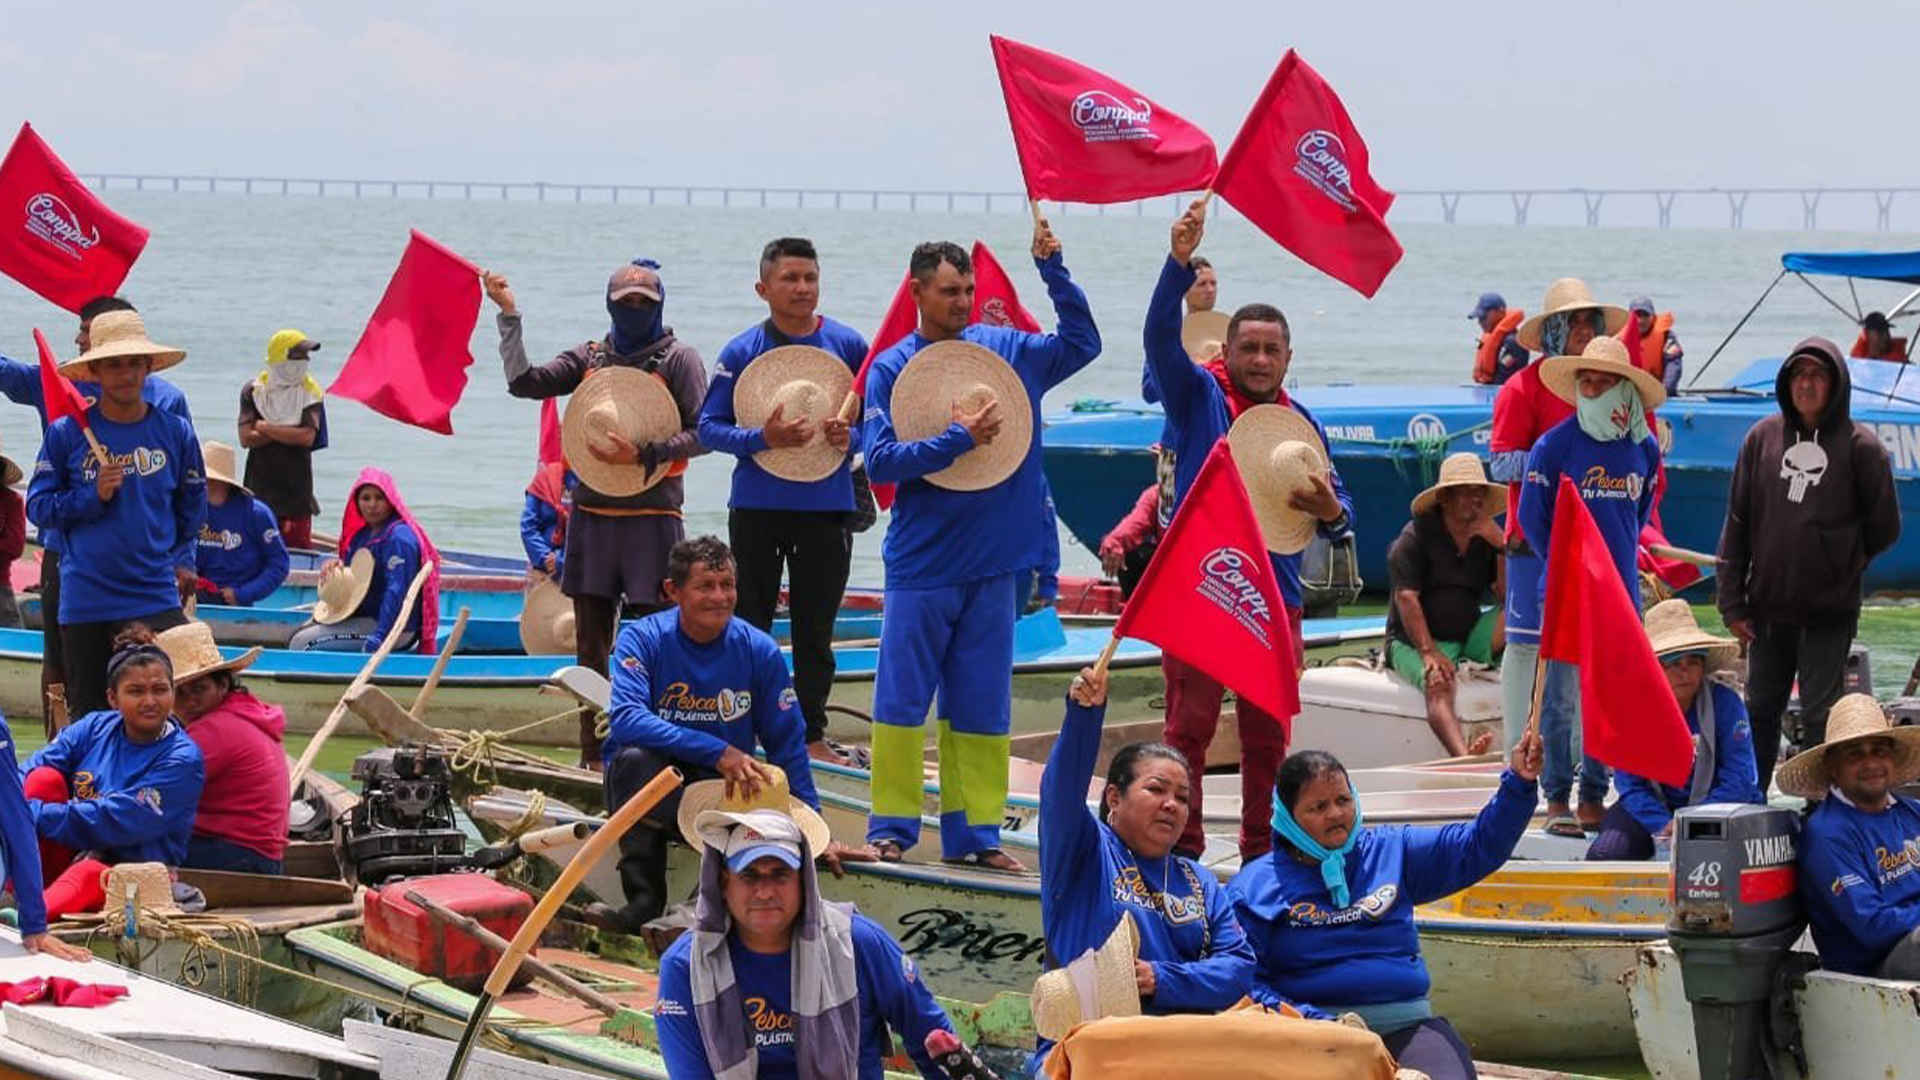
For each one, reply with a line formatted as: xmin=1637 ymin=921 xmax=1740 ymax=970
xmin=1500 ymin=641 xmax=1607 ymax=806
xmin=183 ymin=835 xmax=282 ymax=875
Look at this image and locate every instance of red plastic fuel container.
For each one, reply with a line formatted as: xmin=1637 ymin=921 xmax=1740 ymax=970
xmin=364 ymin=873 xmax=535 ymax=992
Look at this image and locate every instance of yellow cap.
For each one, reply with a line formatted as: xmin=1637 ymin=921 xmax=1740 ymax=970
xmin=266 ymin=329 xmax=321 ymax=363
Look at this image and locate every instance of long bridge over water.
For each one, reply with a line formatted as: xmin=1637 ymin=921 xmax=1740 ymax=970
xmin=78 ymin=174 xmax=1920 ymax=232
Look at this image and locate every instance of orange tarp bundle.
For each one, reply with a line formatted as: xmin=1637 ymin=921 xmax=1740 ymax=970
xmin=1041 ymin=1000 xmax=1398 ymax=1080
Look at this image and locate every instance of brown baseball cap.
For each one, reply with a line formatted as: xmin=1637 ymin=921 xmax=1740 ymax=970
xmin=608 ymin=264 xmax=662 ymax=302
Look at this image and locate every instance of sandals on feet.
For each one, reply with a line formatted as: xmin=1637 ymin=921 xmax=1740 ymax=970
xmin=943 ymin=848 xmax=1026 ymax=872
xmin=1544 ymin=813 xmax=1585 ymax=839
xmin=872 ymin=840 xmax=904 ymax=863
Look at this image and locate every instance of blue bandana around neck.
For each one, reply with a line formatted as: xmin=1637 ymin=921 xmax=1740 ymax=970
xmin=1271 ymin=783 xmax=1366 ymax=908
xmin=608 ymin=257 xmax=666 ymax=354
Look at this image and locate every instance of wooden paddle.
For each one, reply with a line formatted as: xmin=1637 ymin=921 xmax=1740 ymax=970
xmin=404 ymin=886 xmax=622 ymax=1018
xmin=287 ymin=559 xmax=434 ymax=794
xmin=1647 ymin=543 xmax=1717 ymax=570
xmin=439 ymin=766 xmax=683 ymax=1080
xmin=410 ymin=605 xmax=470 ymax=719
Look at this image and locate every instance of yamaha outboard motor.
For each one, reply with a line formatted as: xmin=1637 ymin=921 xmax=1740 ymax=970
xmin=340 ymin=746 xmax=467 ymax=885
xmin=1667 ymin=804 xmax=1804 ymax=1080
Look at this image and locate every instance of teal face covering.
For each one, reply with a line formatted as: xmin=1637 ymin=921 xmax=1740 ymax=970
xmin=1575 ymin=378 xmax=1651 ymax=443
xmin=1271 ymin=782 xmax=1365 ymax=908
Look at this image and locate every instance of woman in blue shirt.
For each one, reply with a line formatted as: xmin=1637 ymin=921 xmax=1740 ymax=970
xmin=289 ymin=468 xmax=441 ymax=653
xmin=2 ymin=711 xmax=94 ymax=960
xmin=1229 ymin=732 xmax=1541 ymax=1080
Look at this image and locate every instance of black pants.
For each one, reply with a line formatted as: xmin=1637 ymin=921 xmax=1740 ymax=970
xmin=39 ymin=550 xmax=65 ymax=737
xmin=574 ymin=596 xmax=667 ymax=766
xmin=1744 ymin=616 xmax=1854 ymax=790
xmin=602 ymin=744 xmax=717 ymax=930
xmin=63 ymin=606 xmax=190 ymax=718
xmin=728 ymin=508 xmax=850 ymax=745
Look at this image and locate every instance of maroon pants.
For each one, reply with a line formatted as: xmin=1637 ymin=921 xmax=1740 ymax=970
xmin=1161 ymin=606 xmax=1302 ymax=862
xmin=278 ymin=516 xmax=313 ymax=551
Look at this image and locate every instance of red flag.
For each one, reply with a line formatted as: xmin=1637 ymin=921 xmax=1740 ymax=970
xmin=1114 ymin=439 xmax=1299 ymax=721
xmin=329 ymin=230 xmax=481 ymax=435
xmin=969 ymin=241 xmax=1042 ymax=333
xmin=537 ymin=398 xmax=563 ymax=464
xmin=35 ymin=327 xmax=91 ymax=427
xmin=1539 ymin=476 xmax=1694 ymax=788
xmin=989 ymin=35 xmax=1218 ymax=204
xmin=852 ymin=271 xmax=918 ymax=399
xmin=1212 ymin=51 xmax=1403 ymax=298
xmin=0 ymin=123 xmax=150 ymax=313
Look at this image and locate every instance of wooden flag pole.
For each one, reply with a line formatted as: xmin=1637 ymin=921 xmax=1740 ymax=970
xmin=1089 ymin=634 xmax=1122 ymax=682
xmin=838 ymin=390 xmax=861 ymax=425
xmin=1028 ymin=198 xmax=1046 ymax=227
xmin=78 ymin=427 xmax=111 ymax=471
xmin=1522 ymin=652 xmax=1549 ymax=741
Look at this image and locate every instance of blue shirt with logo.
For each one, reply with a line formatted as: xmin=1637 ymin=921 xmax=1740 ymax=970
xmin=0 ymin=713 xmax=49 ymax=935
xmin=196 ymin=493 xmax=290 ymax=606
xmin=699 ymin=317 xmax=868 ymax=512
xmin=26 ymin=710 xmax=205 ymax=865
xmin=344 ymin=520 xmax=423 ymax=653
xmin=1798 ymin=792 xmax=1920 ymax=976
xmin=1614 ymin=683 xmax=1763 ymax=835
xmin=653 ymin=912 xmax=954 ymax=1080
xmin=605 ymin=610 xmax=817 ymax=808
xmin=26 ymin=406 xmax=207 ymax=624
xmin=1511 ymin=419 xmax=1659 ymax=642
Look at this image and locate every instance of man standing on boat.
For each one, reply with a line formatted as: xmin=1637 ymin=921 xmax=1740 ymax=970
xmin=1470 ymin=292 xmax=1528 ymax=386
xmin=699 ymin=237 xmax=865 ymax=767
xmin=237 ymin=330 xmax=328 ymax=550
xmin=1717 ymin=337 xmax=1898 ymax=788
xmin=1624 ymin=297 xmax=1684 ymax=394
xmin=1145 ymin=199 xmax=1353 ymax=863
xmin=862 ymin=222 xmax=1101 ymax=870
xmin=485 ymin=260 xmax=707 ymax=769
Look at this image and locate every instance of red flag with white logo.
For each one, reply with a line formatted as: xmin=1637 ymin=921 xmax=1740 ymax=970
xmin=0 ymin=123 xmax=149 ymax=313
xmin=1114 ymin=438 xmax=1299 ymax=721
xmin=990 ymin=35 xmax=1218 ymax=204
xmin=329 ymin=230 xmax=481 ymax=435
xmin=969 ymin=241 xmax=1042 ymax=333
xmin=1213 ymin=50 xmax=1402 ymax=298
xmin=1540 ymin=476 xmax=1694 ymax=787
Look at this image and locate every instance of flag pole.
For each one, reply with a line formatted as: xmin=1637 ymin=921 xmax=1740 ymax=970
xmin=1522 ymin=652 xmax=1548 ymax=740
xmin=78 ymin=427 xmax=110 ymax=471
xmin=1090 ymin=634 xmax=1121 ymax=682
xmin=837 ymin=390 xmax=861 ymax=424
xmin=1028 ymin=198 xmax=1045 ymax=227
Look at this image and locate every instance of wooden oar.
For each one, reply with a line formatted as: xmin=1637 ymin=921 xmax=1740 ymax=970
xmin=438 ymin=766 xmax=683 ymax=1080
xmin=287 ymin=560 xmax=434 ymax=794
xmin=1647 ymin=543 xmax=1717 ymax=569
xmin=411 ymin=605 xmax=470 ymax=719
xmin=404 ymin=886 xmax=622 ymax=1017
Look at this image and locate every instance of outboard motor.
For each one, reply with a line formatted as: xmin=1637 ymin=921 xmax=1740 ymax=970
xmin=340 ymin=746 xmax=467 ymax=885
xmin=1667 ymin=804 xmax=1804 ymax=1080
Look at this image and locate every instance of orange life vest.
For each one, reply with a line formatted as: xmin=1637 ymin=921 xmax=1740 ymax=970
xmin=1472 ymin=308 xmax=1525 ymax=384
xmin=1850 ymin=332 xmax=1910 ymax=360
xmin=1617 ymin=312 xmax=1675 ymax=379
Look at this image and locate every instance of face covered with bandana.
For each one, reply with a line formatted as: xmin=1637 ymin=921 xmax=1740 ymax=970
xmin=1574 ymin=369 xmax=1652 ymax=443
xmin=607 ymin=259 xmax=666 ymax=354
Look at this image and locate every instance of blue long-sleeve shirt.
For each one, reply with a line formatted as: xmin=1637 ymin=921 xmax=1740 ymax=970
xmin=862 ymin=253 xmax=1101 ymax=589
xmin=1614 ymin=683 xmax=1762 ymax=835
xmin=1513 ymin=419 xmax=1659 ymax=642
xmin=1799 ymin=793 xmax=1920 ymax=976
xmin=654 ymin=912 xmax=953 ymax=1080
xmin=1035 ymin=698 xmax=1255 ymax=1068
xmin=1 ymin=714 xmax=48 ymax=936
xmin=26 ymin=407 xmax=207 ymax=624
xmin=345 ymin=520 xmax=423 ymax=653
xmin=195 ymin=493 xmax=290 ymax=605
xmin=1144 ymin=256 xmax=1353 ymax=609
xmin=26 ymin=710 xmax=205 ymax=865
xmin=520 ymin=493 xmax=564 ymax=576
xmin=699 ymin=317 xmax=868 ymax=512
xmin=1228 ymin=770 xmax=1537 ymax=1017
xmin=605 ymin=610 xmax=819 ymax=808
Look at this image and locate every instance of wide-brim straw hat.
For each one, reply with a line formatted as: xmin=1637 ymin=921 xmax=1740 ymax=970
xmin=1641 ymin=599 xmax=1739 ymax=675
xmin=1514 ymin=278 xmax=1629 ymax=353
xmin=312 ymin=548 xmax=376 ymax=625
xmin=155 ymin=621 xmax=261 ymax=685
xmin=1774 ymin=693 xmax=1920 ymax=799
xmin=1409 ymin=452 xmax=1506 ymax=518
xmin=676 ymin=763 xmax=832 ymax=857
xmin=1539 ymin=335 xmax=1668 ymax=410
xmin=1030 ymin=911 xmax=1142 ymax=1041
xmin=518 ymin=575 xmax=576 ymax=656
xmin=1182 ymin=310 xmax=1231 ymax=362
xmin=889 ymin=340 xmax=1033 ymax=491
xmin=734 ymin=345 xmax=854 ymax=483
xmin=200 ymin=439 xmax=250 ymax=495
xmin=560 ymin=367 xmax=683 ymax=498
xmin=1228 ymin=403 xmax=1331 ymax=555
xmin=60 ymin=310 xmax=186 ymax=378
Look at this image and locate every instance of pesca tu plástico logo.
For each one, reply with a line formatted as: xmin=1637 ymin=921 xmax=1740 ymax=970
xmin=197 ymin=524 xmax=248 ymax=551
xmin=25 ymin=192 xmax=100 ymax=260
xmin=654 ymin=681 xmax=753 ymax=725
xmin=1285 ymin=883 xmax=1399 ymax=926
xmin=743 ymin=997 xmax=796 ymax=1048
xmin=1195 ymin=546 xmax=1274 ymax=648
xmin=1069 ymin=89 xmax=1156 ymax=144
xmin=1292 ymin=129 xmax=1357 ymax=212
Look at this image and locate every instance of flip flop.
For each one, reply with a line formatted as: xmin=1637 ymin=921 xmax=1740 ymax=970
xmin=1544 ymin=814 xmax=1585 ymax=839
xmin=943 ymin=848 xmax=1026 ymax=872
xmin=872 ymin=839 xmax=904 ymax=863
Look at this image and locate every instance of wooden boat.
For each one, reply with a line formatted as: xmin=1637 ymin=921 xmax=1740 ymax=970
xmin=1626 ymin=941 xmax=1920 ymax=1080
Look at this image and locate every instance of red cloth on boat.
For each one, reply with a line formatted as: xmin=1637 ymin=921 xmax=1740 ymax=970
xmin=24 ymin=765 xmax=108 ymax=919
xmin=0 ymin=977 xmax=129 ymax=1008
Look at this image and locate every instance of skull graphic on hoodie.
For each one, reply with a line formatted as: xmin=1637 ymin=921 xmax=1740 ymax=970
xmin=1780 ymin=435 xmax=1828 ymax=502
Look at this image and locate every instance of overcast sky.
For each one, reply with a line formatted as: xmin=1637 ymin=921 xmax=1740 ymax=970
xmin=7 ymin=0 xmax=1916 ymax=196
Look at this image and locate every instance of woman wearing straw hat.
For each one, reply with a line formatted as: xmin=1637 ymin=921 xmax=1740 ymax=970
xmin=25 ymin=309 xmax=206 ymax=720
xmin=1585 ymin=600 xmax=1762 ymax=861
xmin=1029 ymin=664 xmax=1256 ymax=1073
xmin=1516 ymin=335 xmax=1663 ymax=838
xmin=287 ymin=468 xmax=440 ymax=653
xmin=0 ymin=434 xmax=23 ymax=627
xmin=192 ymin=440 xmax=290 ymax=607
xmin=1229 ymin=730 xmax=1543 ymax=1080
xmin=152 ymin=621 xmax=288 ymax=874
xmin=1786 ymin=693 xmax=1920 ymax=979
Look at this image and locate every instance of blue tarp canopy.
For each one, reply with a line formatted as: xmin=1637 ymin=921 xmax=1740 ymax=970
xmin=1781 ymin=250 xmax=1920 ymax=285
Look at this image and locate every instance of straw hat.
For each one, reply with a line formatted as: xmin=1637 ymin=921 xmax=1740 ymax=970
xmin=312 ymin=548 xmax=376 ymax=625
xmin=155 ymin=621 xmax=261 ymax=685
xmin=734 ymin=345 xmax=854 ymax=483
xmin=60 ymin=310 xmax=186 ymax=378
xmin=61 ymin=862 xmax=182 ymax=924
xmin=518 ymin=575 xmax=576 ymax=656
xmin=1030 ymin=911 xmax=1142 ymax=1041
xmin=1409 ymin=452 xmax=1506 ymax=517
xmin=888 ymin=340 xmax=1033 ymax=491
xmin=1227 ymin=404 xmax=1331 ymax=555
xmin=1514 ymin=278 xmax=1629 ymax=352
xmin=1539 ymin=336 xmax=1667 ymax=410
xmin=0 ymin=433 xmax=21 ymax=488
xmin=1774 ymin=694 xmax=1920 ymax=799
xmin=1182 ymin=310 xmax=1231 ymax=362
xmin=676 ymin=763 xmax=832 ymax=857
xmin=560 ymin=367 xmax=683 ymax=498
xmin=1641 ymin=599 xmax=1738 ymax=675
xmin=200 ymin=440 xmax=250 ymax=495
